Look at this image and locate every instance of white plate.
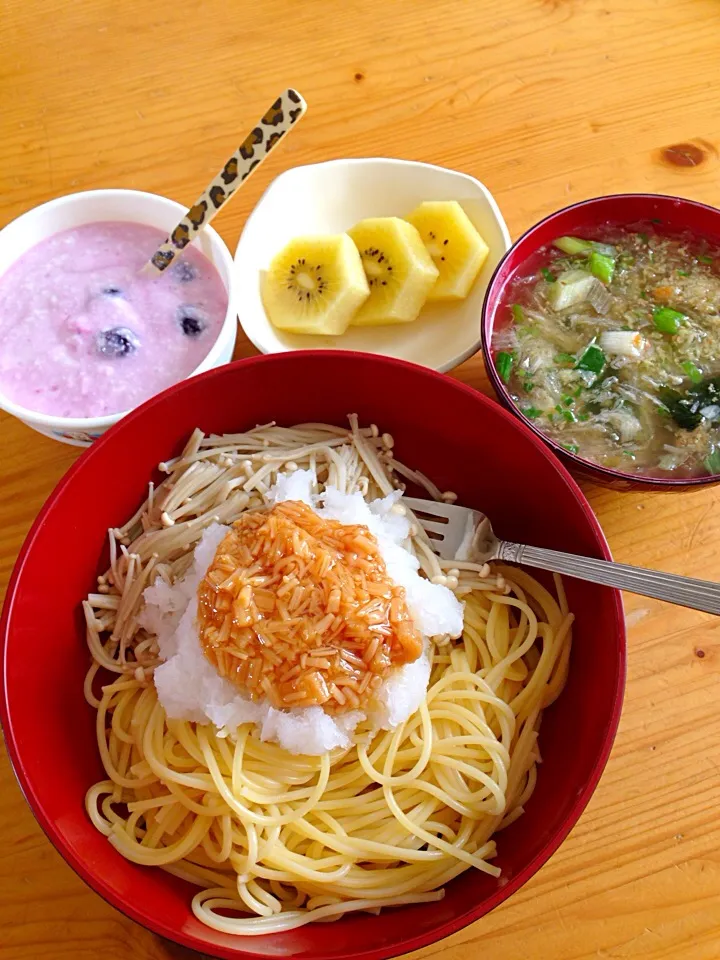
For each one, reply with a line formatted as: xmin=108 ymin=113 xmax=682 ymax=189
xmin=234 ymin=158 xmax=511 ymax=372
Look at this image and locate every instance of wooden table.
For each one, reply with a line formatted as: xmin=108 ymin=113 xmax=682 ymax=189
xmin=2 ymin=0 xmax=720 ymax=956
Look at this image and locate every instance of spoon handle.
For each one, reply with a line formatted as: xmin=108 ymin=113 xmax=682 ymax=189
xmin=147 ymin=88 xmax=306 ymax=274
xmin=498 ymin=541 xmax=720 ymax=615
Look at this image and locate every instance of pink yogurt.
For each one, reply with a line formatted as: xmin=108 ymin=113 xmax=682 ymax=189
xmin=0 ymin=221 xmax=228 ymax=418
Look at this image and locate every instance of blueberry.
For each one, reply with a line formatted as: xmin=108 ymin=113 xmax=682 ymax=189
xmin=171 ymin=260 xmax=197 ymax=283
xmin=102 ymin=286 xmax=124 ymax=297
xmin=177 ymin=305 xmax=208 ymax=337
xmin=96 ymin=327 xmax=140 ymax=357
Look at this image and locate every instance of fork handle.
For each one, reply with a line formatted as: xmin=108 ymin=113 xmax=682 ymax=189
xmin=498 ymin=541 xmax=720 ymax=615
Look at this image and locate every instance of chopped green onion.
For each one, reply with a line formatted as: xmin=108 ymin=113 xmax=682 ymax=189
xmin=548 ymin=269 xmax=610 ymax=312
xmin=553 ymin=236 xmax=593 ymax=256
xmin=495 ymin=351 xmax=514 ymax=383
xmin=575 ymin=344 xmax=606 ymax=374
xmin=525 ymin=382 xmax=535 ymax=392
xmin=522 ymin=406 xmax=542 ymax=419
xmin=553 ymin=236 xmax=615 ymax=257
xmin=588 ymin=251 xmax=615 ymax=284
xmin=653 ymin=306 xmax=686 ymax=335
xmin=541 ymin=267 xmax=556 ymax=283
xmin=578 ymin=413 xmax=589 ymax=421
xmin=554 ymin=352 xmax=576 ymax=365
xmin=638 ymin=232 xmax=649 ymax=243
xmin=681 ymin=360 xmax=703 ymax=384
xmin=699 ymin=255 xmax=713 ymax=264
xmin=639 ymin=290 xmax=648 ymax=299
xmin=561 ymin=394 xmax=574 ymax=406
xmin=510 ymin=304 xmax=525 ymax=323
xmin=677 ymin=270 xmax=690 ymax=277
xmin=622 ymin=450 xmax=636 ymax=460
xmin=599 ymin=330 xmax=644 ymax=358
xmin=562 ymin=443 xmax=579 ymax=454
xmin=561 ymin=409 xmax=577 ymax=423
xmin=705 ymin=449 xmax=720 ymax=474
xmin=554 ymin=404 xmax=563 ymax=414
xmin=573 ymin=385 xmax=584 ymax=397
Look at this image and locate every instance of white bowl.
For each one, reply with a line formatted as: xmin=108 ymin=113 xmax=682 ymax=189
xmin=0 ymin=189 xmax=237 ymax=447
xmin=234 ymin=158 xmax=511 ymax=371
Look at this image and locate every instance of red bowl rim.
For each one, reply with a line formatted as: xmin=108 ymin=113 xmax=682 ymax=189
xmin=481 ymin=192 xmax=720 ymax=489
xmin=0 ymin=350 xmax=627 ymax=960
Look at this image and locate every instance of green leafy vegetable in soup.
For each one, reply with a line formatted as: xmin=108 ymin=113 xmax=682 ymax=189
xmin=493 ymin=225 xmax=720 ymax=478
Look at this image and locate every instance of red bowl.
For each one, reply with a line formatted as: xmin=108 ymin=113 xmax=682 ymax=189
xmin=0 ymin=351 xmax=625 ymax=960
xmin=481 ymin=193 xmax=720 ymax=490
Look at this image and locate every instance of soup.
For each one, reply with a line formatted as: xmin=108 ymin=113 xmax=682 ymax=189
xmin=492 ymin=223 xmax=720 ymax=478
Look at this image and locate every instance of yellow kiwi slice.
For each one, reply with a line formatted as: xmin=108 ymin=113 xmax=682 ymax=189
xmin=262 ymin=234 xmax=370 ymax=336
xmin=346 ymin=218 xmax=439 ymax=326
xmin=405 ymin=201 xmax=489 ymax=301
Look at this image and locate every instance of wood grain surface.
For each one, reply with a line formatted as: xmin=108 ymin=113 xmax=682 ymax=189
xmin=2 ymin=0 xmax=720 ymax=957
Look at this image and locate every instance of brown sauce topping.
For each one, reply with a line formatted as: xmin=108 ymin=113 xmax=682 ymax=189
xmin=197 ymin=501 xmax=422 ymax=714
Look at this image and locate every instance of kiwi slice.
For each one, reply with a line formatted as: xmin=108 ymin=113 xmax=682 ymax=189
xmin=262 ymin=234 xmax=369 ymax=336
xmin=347 ymin=217 xmax=438 ymax=326
xmin=405 ymin=201 xmax=489 ymax=301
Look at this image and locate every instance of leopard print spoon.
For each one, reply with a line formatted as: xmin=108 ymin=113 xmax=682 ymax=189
xmin=146 ymin=89 xmax=306 ymax=274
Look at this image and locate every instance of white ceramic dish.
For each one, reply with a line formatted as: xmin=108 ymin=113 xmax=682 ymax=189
xmin=0 ymin=189 xmax=237 ymax=447
xmin=234 ymin=158 xmax=511 ymax=372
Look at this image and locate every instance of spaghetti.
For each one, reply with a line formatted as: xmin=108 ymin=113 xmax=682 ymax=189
xmin=83 ymin=418 xmax=573 ymax=935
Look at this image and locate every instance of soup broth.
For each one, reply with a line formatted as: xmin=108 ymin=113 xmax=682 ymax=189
xmin=493 ymin=222 xmax=720 ymax=478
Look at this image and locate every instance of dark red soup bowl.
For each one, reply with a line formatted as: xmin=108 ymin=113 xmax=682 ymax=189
xmin=0 ymin=351 xmax=625 ymax=960
xmin=482 ymin=193 xmax=720 ymax=490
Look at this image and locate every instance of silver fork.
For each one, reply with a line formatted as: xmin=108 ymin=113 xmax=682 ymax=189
xmin=402 ymin=496 xmax=720 ymax=615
